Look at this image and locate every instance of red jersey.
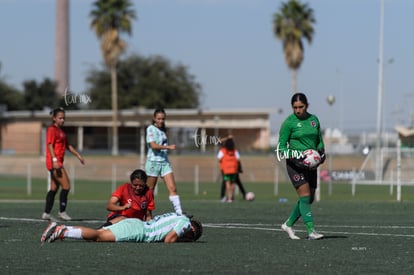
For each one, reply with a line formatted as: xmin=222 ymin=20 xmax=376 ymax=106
xmin=107 ymin=183 xmax=155 ymax=221
xmin=45 ymin=125 xmax=67 ymax=170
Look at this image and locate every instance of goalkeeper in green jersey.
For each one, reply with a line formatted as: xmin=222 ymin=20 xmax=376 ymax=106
xmin=277 ymin=93 xmax=326 ymax=240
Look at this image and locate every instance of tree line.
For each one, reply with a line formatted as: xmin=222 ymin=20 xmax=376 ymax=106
xmin=0 ymin=54 xmax=202 ymax=111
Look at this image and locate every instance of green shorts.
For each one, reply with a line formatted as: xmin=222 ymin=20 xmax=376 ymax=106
xmin=145 ymin=161 xmax=173 ymax=177
xmin=103 ymin=219 xmax=145 ymax=242
xmin=223 ymin=174 xmax=237 ymax=182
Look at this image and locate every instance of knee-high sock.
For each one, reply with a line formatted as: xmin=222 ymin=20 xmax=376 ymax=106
xmin=299 ymin=196 xmax=315 ymax=234
xmin=169 ymin=195 xmax=183 ymax=215
xmin=59 ymin=189 xmax=70 ymax=212
xmin=286 ymin=200 xmax=301 ymax=227
xmin=44 ymin=190 xmax=57 ymax=213
xmin=64 ymin=227 xmax=82 ymax=239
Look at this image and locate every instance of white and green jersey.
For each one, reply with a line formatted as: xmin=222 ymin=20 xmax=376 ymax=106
xmin=146 ymin=124 xmax=169 ymax=162
xmin=106 ymin=213 xmax=191 ymax=242
xmin=143 ymin=213 xmax=191 ymax=242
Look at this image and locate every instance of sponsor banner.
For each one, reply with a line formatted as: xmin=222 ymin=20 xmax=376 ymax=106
xmin=320 ymin=170 xmax=375 ymax=182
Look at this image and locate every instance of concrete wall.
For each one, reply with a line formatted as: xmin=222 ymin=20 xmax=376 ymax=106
xmin=1 ymin=122 xmax=42 ymax=154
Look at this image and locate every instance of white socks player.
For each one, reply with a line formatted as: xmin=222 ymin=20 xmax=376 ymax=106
xmin=169 ymin=195 xmax=182 ymax=215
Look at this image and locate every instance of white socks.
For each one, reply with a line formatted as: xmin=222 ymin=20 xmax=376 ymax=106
xmin=64 ymin=226 xmax=82 ymax=239
xmin=169 ymin=195 xmax=183 ymax=215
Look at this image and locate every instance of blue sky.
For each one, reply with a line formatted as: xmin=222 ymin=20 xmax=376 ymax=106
xmin=0 ymin=0 xmax=412 ymax=134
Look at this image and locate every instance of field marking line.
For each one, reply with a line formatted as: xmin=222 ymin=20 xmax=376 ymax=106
xmin=204 ymin=223 xmax=414 ymax=238
xmin=2 ymin=217 xmax=414 ymax=238
xmin=0 ymin=217 xmax=105 ymax=224
xmin=208 ymin=223 xmax=414 ymax=229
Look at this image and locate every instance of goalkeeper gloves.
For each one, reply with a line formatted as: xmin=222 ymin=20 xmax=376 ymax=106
xmin=318 ymin=149 xmax=326 ymax=164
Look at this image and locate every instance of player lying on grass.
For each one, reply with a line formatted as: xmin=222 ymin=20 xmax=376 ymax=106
xmin=41 ymin=212 xmax=202 ymax=243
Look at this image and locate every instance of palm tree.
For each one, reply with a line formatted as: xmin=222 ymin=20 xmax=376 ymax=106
xmin=273 ymin=0 xmax=315 ymax=93
xmin=90 ymin=0 xmax=136 ymax=155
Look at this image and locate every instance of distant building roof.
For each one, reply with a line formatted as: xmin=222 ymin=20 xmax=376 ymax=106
xmin=1 ymin=108 xmax=275 ymax=129
xmin=395 ymin=126 xmax=414 ymax=137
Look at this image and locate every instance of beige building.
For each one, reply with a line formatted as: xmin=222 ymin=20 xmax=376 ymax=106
xmin=0 ymin=108 xmax=273 ymax=155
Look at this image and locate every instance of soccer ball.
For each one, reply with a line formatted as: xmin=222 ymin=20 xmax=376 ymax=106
xmin=302 ymin=149 xmax=321 ymax=168
xmin=245 ymin=192 xmax=255 ymax=201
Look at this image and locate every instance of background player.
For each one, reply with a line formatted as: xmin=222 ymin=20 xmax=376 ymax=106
xmin=42 ymin=107 xmax=85 ymax=221
xmin=219 ymin=135 xmax=247 ymax=201
xmin=217 ymin=137 xmax=240 ymax=203
xmin=145 ymin=108 xmax=183 ymax=215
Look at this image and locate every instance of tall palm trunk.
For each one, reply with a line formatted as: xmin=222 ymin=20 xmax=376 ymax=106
xmin=55 ymin=0 xmax=69 ymax=96
xmin=111 ymin=65 xmax=118 ymax=155
xmin=291 ymin=69 xmax=297 ymax=93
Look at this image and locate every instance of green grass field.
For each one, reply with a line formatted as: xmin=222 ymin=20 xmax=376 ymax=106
xmin=1 ymin=177 xmax=414 ymax=274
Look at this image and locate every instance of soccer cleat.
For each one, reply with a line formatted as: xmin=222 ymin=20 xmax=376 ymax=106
xmin=308 ymin=230 xmax=324 ymax=240
xmin=48 ymin=225 xmax=67 ymax=242
xmin=58 ymin=211 xmax=72 ymax=221
xmin=41 ymin=222 xmax=57 ymax=243
xmin=41 ymin=212 xmax=54 ymax=220
xmin=281 ymin=222 xmax=300 ymax=240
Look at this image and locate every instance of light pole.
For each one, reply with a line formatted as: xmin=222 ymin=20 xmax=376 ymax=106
xmin=375 ymin=0 xmax=385 ymax=182
xmin=381 ymin=58 xmax=394 ymax=147
xmin=326 ymin=95 xmax=336 ymax=195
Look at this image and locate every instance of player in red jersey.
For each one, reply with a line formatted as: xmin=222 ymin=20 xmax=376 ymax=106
xmin=42 ymin=107 xmax=85 ymax=221
xmin=103 ymin=169 xmax=155 ymax=226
